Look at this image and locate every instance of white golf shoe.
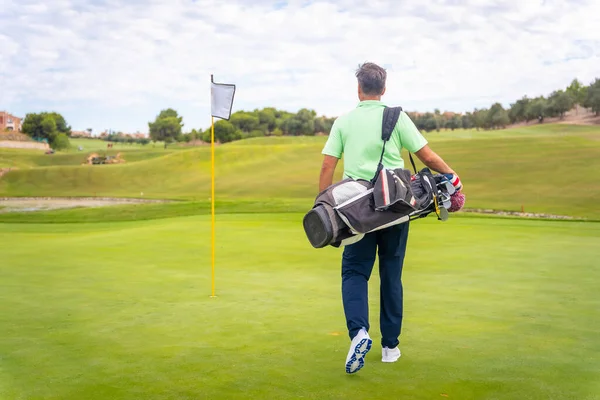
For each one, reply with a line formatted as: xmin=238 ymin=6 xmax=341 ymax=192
xmin=382 ymin=346 xmax=401 ymax=363
xmin=345 ymin=328 xmax=372 ymax=374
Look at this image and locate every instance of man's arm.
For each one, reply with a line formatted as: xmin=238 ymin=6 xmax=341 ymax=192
xmin=398 ymin=113 xmax=456 ymax=176
xmin=414 ymin=144 xmax=456 ymax=175
xmin=319 ymin=155 xmax=339 ymax=192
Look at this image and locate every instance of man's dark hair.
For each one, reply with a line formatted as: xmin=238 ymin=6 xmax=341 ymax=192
xmin=355 ymin=62 xmax=387 ymax=95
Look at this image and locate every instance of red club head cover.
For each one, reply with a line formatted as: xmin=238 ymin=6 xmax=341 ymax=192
xmin=449 ymin=191 xmax=465 ymax=212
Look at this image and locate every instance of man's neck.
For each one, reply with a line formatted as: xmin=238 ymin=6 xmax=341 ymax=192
xmin=359 ymin=95 xmax=381 ymax=101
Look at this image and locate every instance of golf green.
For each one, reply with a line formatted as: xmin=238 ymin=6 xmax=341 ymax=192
xmin=1 ymin=214 xmax=598 ymax=399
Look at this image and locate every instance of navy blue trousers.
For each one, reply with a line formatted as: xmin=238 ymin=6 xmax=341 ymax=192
xmin=341 ymin=222 xmax=410 ymax=348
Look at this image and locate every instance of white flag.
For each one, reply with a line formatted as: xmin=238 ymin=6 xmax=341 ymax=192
xmin=211 ymin=77 xmax=236 ymax=120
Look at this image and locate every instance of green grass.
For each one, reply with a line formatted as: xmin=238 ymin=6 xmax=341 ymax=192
xmin=1 ymin=124 xmax=599 ymax=218
xmin=0 ymin=199 xmax=313 ymax=223
xmin=0 ymin=147 xmax=172 ymax=169
xmin=0 ymin=199 xmax=594 ymax=225
xmin=68 ymin=138 xmax=167 ymax=151
xmin=1 ymin=214 xmax=599 ymax=399
xmin=2 ymin=124 xmax=599 ymax=399
xmin=420 ymin=123 xmax=600 ymax=141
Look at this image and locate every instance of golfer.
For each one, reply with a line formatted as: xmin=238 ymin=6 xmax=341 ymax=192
xmin=319 ymin=62 xmax=461 ymax=374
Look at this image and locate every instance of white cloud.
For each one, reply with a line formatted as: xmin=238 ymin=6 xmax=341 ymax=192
xmin=1 ymin=0 xmax=599 ymax=132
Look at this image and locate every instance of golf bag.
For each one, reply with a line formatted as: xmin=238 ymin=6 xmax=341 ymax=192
xmin=303 ymin=107 xmax=456 ymax=248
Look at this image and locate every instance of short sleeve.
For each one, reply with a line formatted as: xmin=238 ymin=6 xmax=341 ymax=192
xmin=397 ymin=112 xmax=427 ymax=153
xmin=322 ymin=119 xmax=343 ymax=158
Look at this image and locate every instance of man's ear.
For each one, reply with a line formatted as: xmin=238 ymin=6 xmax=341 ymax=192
xmin=381 ymin=87 xmax=386 ymax=96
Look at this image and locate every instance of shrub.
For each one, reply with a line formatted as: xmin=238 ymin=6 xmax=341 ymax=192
xmin=51 ymin=133 xmax=71 ymax=150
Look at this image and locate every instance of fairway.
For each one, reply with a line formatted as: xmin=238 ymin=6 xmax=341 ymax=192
xmin=1 ymin=214 xmax=599 ymax=399
xmin=1 ymin=124 xmax=600 ymax=219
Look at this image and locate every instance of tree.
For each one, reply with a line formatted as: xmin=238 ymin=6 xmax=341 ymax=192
xmin=148 ymin=108 xmax=183 ymax=148
xmin=314 ymin=116 xmax=335 ymax=134
xmin=446 ymin=115 xmax=462 ymax=131
xmin=434 ymin=109 xmax=441 ymax=132
xmin=230 ymin=112 xmax=260 ymax=133
xmin=548 ymin=90 xmax=574 ymax=119
xmin=248 ymin=129 xmax=265 ymax=138
xmin=52 ymin=133 xmax=70 ymax=150
xmin=41 ymin=115 xmax=58 ymax=138
xmin=471 ymin=108 xmax=489 ymax=130
xmin=583 ymin=79 xmax=600 ymax=116
xmin=283 ymin=108 xmax=316 ymax=135
xmin=48 ymin=112 xmax=71 ymax=136
xmin=422 ymin=113 xmax=437 ymax=132
xmin=201 ymin=128 xmax=210 ymax=143
xmin=258 ymin=108 xmax=277 ymax=132
xmin=282 ymin=117 xmax=303 ymax=135
xmin=21 ymin=111 xmax=71 ymax=148
xmin=271 ymin=127 xmax=283 ymax=136
xmin=486 ymin=103 xmax=509 ymax=129
xmin=525 ymin=97 xmax=548 ymax=123
xmin=408 ymin=112 xmax=437 ymax=133
xmin=462 ymin=113 xmax=473 ymax=129
xmin=566 ymin=79 xmax=586 ymax=114
xmin=202 ymin=120 xmax=241 ymax=143
xmin=181 ymin=129 xmax=199 ymax=143
xmin=509 ymin=97 xmax=530 ymax=123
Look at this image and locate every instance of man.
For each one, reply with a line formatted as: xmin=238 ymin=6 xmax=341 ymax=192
xmin=319 ymin=62 xmax=461 ymax=374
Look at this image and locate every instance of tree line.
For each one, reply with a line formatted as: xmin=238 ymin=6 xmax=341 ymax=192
xmin=148 ymin=107 xmax=336 ymax=145
xmin=99 ymin=133 xmax=151 ymax=145
xmin=18 ymin=76 xmax=600 ymax=150
xmin=149 ymin=76 xmax=599 ymax=143
xmin=408 ymin=78 xmax=600 ymax=132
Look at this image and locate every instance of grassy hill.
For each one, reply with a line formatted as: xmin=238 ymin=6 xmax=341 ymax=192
xmin=0 ymin=147 xmax=171 ymax=169
xmin=1 ymin=124 xmax=599 ymax=218
xmin=67 ymin=138 xmax=170 ymax=151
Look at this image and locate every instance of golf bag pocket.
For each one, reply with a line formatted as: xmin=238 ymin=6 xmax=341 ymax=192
xmin=372 ymin=168 xmax=417 ymax=214
xmin=335 ymin=189 xmax=410 ymax=234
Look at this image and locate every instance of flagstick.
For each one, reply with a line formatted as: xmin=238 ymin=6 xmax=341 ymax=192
xmin=210 ymin=115 xmax=216 ymax=298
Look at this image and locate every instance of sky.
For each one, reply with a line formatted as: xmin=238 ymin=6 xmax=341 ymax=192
xmin=1 ymin=0 xmax=599 ymax=134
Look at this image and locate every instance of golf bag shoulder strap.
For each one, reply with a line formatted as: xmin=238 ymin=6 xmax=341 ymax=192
xmin=384 ymin=106 xmax=418 ymax=175
xmin=372 ymin=106 xmax=403 ymax=183
xmin=408 ymin=153 xmax=417 ymax=174
xmin=382 ymin=106 xmax=402 ymax=141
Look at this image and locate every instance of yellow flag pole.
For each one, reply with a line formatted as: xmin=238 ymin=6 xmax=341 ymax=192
xmin=210 ymin=115 xmax=216 ymax=298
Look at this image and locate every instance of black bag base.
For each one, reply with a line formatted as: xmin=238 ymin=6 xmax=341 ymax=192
xmin=303 ymin=206 xmax=333 ymax=248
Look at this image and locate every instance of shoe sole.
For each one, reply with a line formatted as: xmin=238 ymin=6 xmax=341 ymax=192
xmin=345 ymin=337 xmax=373 ymax=374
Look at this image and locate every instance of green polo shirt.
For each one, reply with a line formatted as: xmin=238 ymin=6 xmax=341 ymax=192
xmin=322 ymin=100 xmax=428 ymax=181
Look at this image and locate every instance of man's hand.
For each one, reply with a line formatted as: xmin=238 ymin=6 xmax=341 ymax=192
xmin=443 ymin=173 xmax=463 ymax=192
xmin=319 ymin=155 xmax=339 ymax=192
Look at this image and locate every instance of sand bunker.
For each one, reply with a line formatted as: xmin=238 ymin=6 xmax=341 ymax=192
xmin=0 ymin=197 xmax=169 ymax=213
